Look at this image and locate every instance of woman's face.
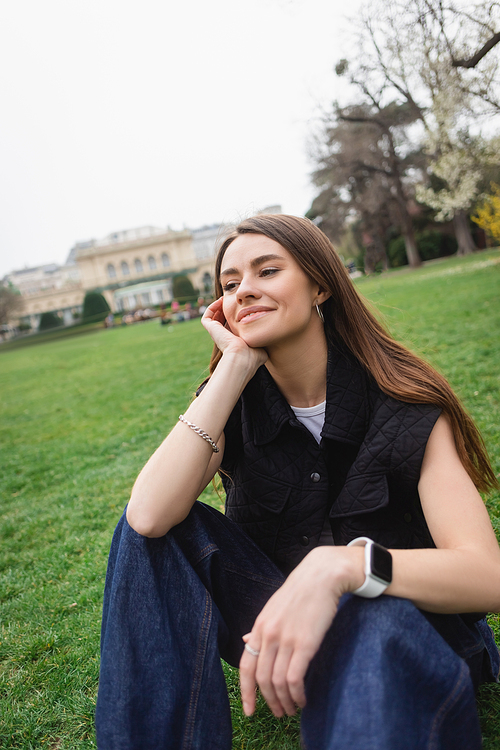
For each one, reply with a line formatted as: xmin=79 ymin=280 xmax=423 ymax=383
xmin=220 ymin=233 xmax=324 ymax=351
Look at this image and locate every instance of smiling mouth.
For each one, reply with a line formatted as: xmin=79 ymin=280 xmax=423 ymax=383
xmin=238 ymin=309 xmax=274 ymax=324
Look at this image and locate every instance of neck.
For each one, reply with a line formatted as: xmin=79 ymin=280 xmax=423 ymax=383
xmin=265 ymin=332 xmax=328 ymax=408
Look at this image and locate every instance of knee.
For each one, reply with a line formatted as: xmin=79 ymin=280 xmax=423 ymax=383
xmin=336 ymin=593 xmax=419 ymax=638
xmin=323 ymin=594 xmax=448 ymax=676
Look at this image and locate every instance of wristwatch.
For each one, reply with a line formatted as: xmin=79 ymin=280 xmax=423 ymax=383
xmin=347 ymin=537 xmax=393 ymax=598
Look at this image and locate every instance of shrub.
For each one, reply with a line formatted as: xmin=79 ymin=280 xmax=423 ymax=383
xmin=387 ymin=237 xmax=407 ymax=268
xmin=472 ymin=183 xmax=500 ymax=244
xmin=82 ymin=292 xmax=110 ymax=321
xmin=38 ymin=311 xmax=63 ymax=331
xmin=417 ymin=231 xmax=457 ymax=261
xmin=172 ymin=275 xmax=198 ymax=302
xmin=387 ymin=231 xmax=457 ymax=267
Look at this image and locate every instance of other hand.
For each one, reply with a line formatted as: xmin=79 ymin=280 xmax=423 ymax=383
xmin=239 ymin=545 xmax=364 ymax=717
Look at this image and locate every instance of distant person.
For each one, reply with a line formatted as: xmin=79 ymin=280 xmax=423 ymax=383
xmin=197 ymin=296 xmax=207 ymax=316
xmin=96 ymin=215 xmax=500 ymax=750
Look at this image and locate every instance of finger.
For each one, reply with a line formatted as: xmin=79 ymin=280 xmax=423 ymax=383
xmin=201 ymin=298 xmax=224 ymax=325
xmin=204 ymin=296 xmax=224 ymax=316
xmin=285 ymin=648 xmax=313 ymax=709
xmin=254 ymin=645 xmax=285 ymax=718
xmin=206 ymin=296 xmax=223 ymax=310
xmin=239 ymin=648 xmax=258 ymax=716
xmin=270 ymin=646 xmax=297 ymax=716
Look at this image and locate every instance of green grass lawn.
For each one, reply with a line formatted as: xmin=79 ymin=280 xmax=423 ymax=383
xmin=1 ymin=249 xmax=499 ymax=749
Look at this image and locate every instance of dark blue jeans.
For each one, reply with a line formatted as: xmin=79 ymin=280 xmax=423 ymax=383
xmin=96 ymin=502 xmax=499 ymax=750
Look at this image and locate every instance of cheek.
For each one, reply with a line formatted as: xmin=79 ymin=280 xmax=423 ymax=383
xmin=222 ymin=298 xmax=238 ymax=334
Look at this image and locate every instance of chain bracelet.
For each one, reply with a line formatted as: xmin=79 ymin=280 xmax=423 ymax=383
xmin=178 ymin=415 xmax=220 ymax=453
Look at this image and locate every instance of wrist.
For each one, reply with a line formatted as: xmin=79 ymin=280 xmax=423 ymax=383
xmin=309 ymin=546 xmax=366 ymax=595
xmin=344 ymin=546 xmax=366 ymax=593
xmin=347 ymin=537 xmax=393 ymax=598
xmin=220 ymin=346 xmax=266 ymax=378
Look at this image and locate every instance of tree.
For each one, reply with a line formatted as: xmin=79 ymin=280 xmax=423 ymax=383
xmin=415 ymin=132 xmax=499 ymax=254
xmin=0 ymin=284 xmax=24 ymax=325
xmin=82 ymin=291 xmax=110 ymax=321
xmin=337 ymin=0 xmax=500 ymax=254
xmin=309 ymin=99 xmax=424 ymax=268
xmin=172 ymin=275 xmax=197 ymax=301
xmin=471 ymin=183 xmax=500 ymax=244
xmin=39 ymin=311 xmax=63 ymax=331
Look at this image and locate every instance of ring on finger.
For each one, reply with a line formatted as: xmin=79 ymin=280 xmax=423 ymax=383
xmin=244 ymin=643 xmax=260 ymax=657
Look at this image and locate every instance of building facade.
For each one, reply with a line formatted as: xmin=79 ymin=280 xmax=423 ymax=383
xmin=5 ymin=262 xmax=83 ymax=328
xmin=5 ymin=207 xmax=282 ymax=329
xmin=4 ymin=224 xmax=222 ymax=329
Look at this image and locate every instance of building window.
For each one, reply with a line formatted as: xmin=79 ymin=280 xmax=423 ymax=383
xmin=121 ymin=261 xmax=130 ymax=276
xmin=107 ymin=263 xmax=117 ymax=279
xmin=202 ymin=272 xmax=212 ymax=292
xmin=148 ymin=255 xmax=157 ymax=270
xmin=135 ymin=258 xmax=143 ymax=273
xmin=161 ymin=253 xmax=170 ymax=268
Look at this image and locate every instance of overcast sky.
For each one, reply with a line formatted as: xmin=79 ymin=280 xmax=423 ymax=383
xmin=0 ymin=0 xmax=361 ymax=279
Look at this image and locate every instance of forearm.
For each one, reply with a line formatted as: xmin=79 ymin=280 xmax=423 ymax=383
xmin=299 ymin=543 xmax=500 ymax=616
xmin=126 ymin=350 xmax=257 ymax=537
xmin=318 ymin=543 xmax=500 ymax=613
xmin=387 ymin=546 xmax=500 ymax=614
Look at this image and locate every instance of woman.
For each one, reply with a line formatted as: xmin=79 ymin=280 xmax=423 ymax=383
xmin=96 ymin=215 xmax=500 ymax=750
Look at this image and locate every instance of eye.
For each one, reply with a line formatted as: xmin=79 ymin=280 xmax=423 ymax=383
xmin=260 ymin=267 xmax=279 ymax=277
xmin=222 ymin=281 xmax=238 ymax=293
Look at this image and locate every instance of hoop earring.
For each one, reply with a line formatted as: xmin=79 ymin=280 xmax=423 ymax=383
xmin=315 ymin=303 xmax=324 ymax=323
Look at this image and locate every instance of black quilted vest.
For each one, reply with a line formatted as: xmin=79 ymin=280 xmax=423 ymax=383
xmin=221 ymin=343 xmax=441 ymax=575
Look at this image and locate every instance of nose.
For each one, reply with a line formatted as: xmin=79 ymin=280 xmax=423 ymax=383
xmin=236 ymin=273 xmax=261 ymax=302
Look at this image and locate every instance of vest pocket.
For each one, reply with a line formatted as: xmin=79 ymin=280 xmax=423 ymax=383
xmin=330 ymin=472 xmax=390 ymax=518
xmin=226 ymin=474 xmax=293 ymax=515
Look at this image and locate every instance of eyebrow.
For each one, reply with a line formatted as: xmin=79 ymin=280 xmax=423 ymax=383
xmin=220 ymin=253 xmax=285 ymax=277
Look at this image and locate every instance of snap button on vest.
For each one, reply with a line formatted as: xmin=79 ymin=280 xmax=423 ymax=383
xmin=404 ymin=513 xmax=412 ymax=523
xmin=300 ymin=536 xmax=310 ymax=546
xmin=310 ymin=472 xmax=321 ymax=483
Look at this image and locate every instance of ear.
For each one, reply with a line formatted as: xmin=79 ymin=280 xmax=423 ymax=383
xmin=315 ymin=288 xmax=331 ymax=306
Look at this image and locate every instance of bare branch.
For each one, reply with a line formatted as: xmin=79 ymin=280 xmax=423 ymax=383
xmin=444 ymin=5 xmax=498 ymax=36
xmin=349 ymin=161 xmax=393 ymax=175
xmin=339 ymin=113 xmax=389 ymax=131
xmin=364 ymin=14 xmax=426 ymax=120
xmin=452 ymin=30 xmax=500 ymax=67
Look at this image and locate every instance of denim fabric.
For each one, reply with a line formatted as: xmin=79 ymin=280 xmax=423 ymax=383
xmin=96 ymin=502 xmax=499 ymax=750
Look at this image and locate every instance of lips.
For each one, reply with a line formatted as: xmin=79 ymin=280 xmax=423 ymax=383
xmin=237 ymin=306 xmax=274 ymax=323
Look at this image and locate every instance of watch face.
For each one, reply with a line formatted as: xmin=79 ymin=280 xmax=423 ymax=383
xmin=370 ymin=543 xmax=393 ymax=582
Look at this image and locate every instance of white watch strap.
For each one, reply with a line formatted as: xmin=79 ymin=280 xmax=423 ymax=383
xmin=347 ymin=537 xmax=390 ymax=598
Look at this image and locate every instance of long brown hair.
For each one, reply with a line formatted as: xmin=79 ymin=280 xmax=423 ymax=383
xmin=209 ymin=214 xmax=497 ymax=492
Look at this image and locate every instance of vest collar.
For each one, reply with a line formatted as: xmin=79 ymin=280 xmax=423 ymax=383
xmin=243 ymin=343 xmax=371 ymax=447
